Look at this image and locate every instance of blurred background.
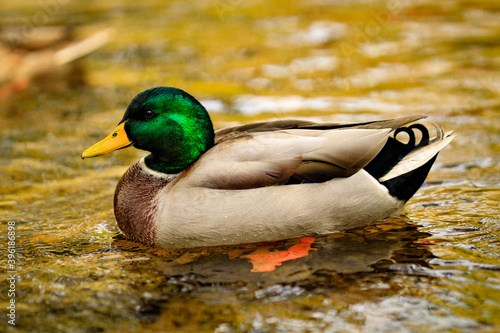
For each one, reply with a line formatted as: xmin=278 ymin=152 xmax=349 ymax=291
xmin=0 ymin=0 xmax=499 ymax=332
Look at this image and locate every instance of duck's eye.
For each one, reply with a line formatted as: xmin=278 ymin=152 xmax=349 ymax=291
xmin=144 ymin=110 xmax=155 ymax=119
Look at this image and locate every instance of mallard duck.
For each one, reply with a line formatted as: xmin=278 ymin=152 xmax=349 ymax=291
xmin=82 ymin=87 xmax=454 ymax=249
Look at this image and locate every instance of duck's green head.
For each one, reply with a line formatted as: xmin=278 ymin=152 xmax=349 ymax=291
xmin=82 ymin=87 xmax=215 ymax=174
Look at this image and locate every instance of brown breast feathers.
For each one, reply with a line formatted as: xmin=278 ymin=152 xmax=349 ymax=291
xmin=114 ymin=161 xmax=171 ymax=246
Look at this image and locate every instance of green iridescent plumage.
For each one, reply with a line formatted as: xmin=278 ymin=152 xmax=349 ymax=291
xmin=120 ymin=87 xmax=215 ymax=173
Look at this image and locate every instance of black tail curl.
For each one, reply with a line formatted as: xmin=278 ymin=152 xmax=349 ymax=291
xmin=364 ymin=124 xmax=438 ymax=202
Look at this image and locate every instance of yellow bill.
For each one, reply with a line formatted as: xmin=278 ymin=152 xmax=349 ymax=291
xmin=81 ymin=122 xmax=133 ymax=158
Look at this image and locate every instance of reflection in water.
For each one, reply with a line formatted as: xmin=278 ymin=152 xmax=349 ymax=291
xmin=235 ymin=236 xmax=317 ymax=273
xmin=107 ymin=220 xmax=432 ymax=315
xmin=113 ymin=219 xmax=428 ymax=274
xmin=150 ymin=219 xmax=430 ymax=282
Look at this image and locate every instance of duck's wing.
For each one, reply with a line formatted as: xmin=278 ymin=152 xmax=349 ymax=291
xmin=185 ymin=116 xmax=426 ymax=190
xmin=214 ymin=115 xmax=426 ymax=144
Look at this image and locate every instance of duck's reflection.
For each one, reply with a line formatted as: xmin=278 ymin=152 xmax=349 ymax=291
xmin=112 ymin=217 xmax=433 ymax=285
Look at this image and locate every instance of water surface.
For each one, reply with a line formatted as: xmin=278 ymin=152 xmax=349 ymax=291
xmin=1 ymin=0 xmax=499 ymax=332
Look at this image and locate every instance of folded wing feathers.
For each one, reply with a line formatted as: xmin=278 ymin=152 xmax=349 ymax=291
xmin=214 ymin=115 xmax=426 ymax=144
xmin=195 ymin=128 xmax=392 ymax=189
xmin=297 ymin=128 xmax=391 ymax=177
xmin=200 ymin=115 xmax=451 ymax=190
